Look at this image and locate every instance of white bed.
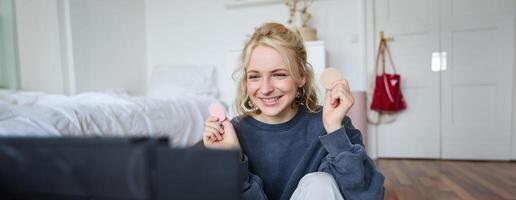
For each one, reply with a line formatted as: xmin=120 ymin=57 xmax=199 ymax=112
xmin=0 ymin=65 xmax=222 ymax=147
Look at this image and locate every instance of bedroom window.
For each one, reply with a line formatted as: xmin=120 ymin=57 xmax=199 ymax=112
xmin=0 ymin=0 xmax=20 ymax=90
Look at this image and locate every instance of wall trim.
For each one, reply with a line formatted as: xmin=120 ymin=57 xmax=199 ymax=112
xmin=363 ymin=0 xmax=378 ymax=159
xmin=57 ymin=0 xmax=76 ymax=95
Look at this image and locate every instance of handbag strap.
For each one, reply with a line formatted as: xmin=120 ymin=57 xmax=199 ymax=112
xmin=374 ymin=39 xmax=385 ymax=76
xmin=383 ymin=40 xmax=398 ymax=74
xmin=370 ymin=39 xmax=386 ymax=93
xmin=373 ymin=39 xmax=396 ymax=103
xmin=374 ymin=39 xmax=398 ymax=75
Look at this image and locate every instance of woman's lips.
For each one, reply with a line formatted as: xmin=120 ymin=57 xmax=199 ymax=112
xmin=260 ymin=96 xmax=282 ymax=106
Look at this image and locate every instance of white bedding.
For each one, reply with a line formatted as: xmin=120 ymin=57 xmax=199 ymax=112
xmin=0 ymin=90 xmax=217 ymax=147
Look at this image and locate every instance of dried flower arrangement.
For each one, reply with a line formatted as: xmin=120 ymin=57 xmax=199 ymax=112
xmin=284 ymin=0 xmax=317 ymax=41
xmin=284 ymin=0 xmax=315 ymax=27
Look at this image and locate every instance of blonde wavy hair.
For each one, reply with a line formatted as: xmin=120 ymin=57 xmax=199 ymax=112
xmin=233 ymin=22 xmax=319 ymax=117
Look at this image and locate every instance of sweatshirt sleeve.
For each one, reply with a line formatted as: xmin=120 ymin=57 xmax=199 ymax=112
xmin=240 ymin=154 xmax=269 ymax=200
xmin=318 ymin=117 xmax=385 ymax=200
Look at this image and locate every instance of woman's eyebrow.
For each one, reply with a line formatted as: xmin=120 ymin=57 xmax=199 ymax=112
xmin=247 ymin=69 xmax=260 ymax=74
xmin=247 ymin=68 xmax=288 ymax=74
xmin=271 ymin=69 xmax=288 ymax=73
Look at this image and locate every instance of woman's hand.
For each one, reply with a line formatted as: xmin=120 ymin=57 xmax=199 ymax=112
xmin=202 ymin=116 xmax=241 ymax=151
xmin=322 ymin=79 xmax=354 ymax=134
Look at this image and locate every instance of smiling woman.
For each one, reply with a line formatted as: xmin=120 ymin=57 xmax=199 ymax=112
xmin=202 ymin=22 xmax=384 ymax=200
xmin=0 ymin=0 xmax=20 ymax=90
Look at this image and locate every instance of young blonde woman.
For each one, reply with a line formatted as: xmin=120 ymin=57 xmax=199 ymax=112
xmin=203 ymin=23 xmax=384 ymax=200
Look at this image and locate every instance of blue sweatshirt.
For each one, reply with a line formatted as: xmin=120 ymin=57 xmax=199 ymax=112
xmin=231 ymin=107 xmax=385 ymax=200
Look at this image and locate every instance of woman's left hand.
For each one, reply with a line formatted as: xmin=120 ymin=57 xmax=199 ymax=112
xmin=322 ymin=79 xmax=354 ymax=134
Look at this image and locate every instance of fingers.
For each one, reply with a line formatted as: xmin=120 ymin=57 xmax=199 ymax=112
xmin=205 ymin=132 xmax=221 ymax=143
xmin=205 ymin=119 xmax=224 ymax=134
xmin=203 ymin=117 xmax=225 ymax=143
xmin=325 ymin=80 xmax=353 ymax=108
xmin=221 ymin=120 xmax=231 ymax=129
xmin=203 ymin=128 xmax=219 ymax=143
xmin=329 ymin=79 xmax=350 ymax=91
xmin=205 ymin=126 xmax=223 ymax=140
xmin=324 ymin=89 xmax=333 ymax=106
xmin=204 ymin=133 xmax=215 ymax=144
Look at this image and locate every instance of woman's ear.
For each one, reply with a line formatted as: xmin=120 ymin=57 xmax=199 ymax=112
xmin=298 ymin=75 xmax=306 ymax=87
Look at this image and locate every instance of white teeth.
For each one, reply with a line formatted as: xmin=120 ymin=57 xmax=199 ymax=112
xmin=262 ymin=96 xmax=280 ymax=103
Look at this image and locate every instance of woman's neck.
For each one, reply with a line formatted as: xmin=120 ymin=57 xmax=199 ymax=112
xmin=252 ymin=105 xmax=299 ymax=124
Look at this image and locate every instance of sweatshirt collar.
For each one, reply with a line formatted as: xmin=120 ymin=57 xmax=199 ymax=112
xmin=244 ymin=106 xmax=306 ymax=131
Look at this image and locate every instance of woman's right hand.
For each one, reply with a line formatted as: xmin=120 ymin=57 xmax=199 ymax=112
xmin=203 ymin=116 xmax=241 ymax=151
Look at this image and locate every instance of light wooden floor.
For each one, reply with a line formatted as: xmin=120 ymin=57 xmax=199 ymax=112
xmin=375 ymin=159 xmax=516 ymax=200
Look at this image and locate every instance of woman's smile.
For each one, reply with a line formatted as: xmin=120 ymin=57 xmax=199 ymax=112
xmin=259 ymin=95 xmax=283 ymax=106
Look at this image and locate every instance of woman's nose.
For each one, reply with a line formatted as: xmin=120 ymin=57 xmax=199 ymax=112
xmin=259 ymin=78 xmax=274 ymax=94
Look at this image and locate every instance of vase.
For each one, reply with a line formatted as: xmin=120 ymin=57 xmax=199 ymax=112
xmin=298 ymin=26 xmax=317 ymax=41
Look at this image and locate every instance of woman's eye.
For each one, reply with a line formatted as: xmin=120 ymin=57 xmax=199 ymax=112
xmin=273 ymin=73 xmax=287 ymax=77
xmin=248 ymin=75 xmax=259 ymax=79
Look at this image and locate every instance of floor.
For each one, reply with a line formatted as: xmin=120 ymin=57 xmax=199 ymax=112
xmin=375 ymin=159 xmax=516 ymax=200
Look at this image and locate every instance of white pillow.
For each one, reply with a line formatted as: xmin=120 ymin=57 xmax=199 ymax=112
xmin=147 ymin=65 xmax=219 ymax=99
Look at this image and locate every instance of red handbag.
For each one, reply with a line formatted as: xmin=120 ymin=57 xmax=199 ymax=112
xmin=370 ymin=39 xmax=407 ymax=112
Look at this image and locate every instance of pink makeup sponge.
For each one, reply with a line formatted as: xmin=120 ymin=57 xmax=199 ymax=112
xmin=209 ymin=102 xmax=226 ymax=121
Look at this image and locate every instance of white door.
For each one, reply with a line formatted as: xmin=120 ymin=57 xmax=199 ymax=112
xmin=375 ymin=0 xmax=441 ymax=158
xmin=374 ymin=0 xmax=514 ymax=160
xmin=440 ymin=0 xmax=514 ymax=160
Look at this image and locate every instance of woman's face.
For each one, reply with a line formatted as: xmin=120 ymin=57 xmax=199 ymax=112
xmin=246 ymin=45 xmax=302 ymax=122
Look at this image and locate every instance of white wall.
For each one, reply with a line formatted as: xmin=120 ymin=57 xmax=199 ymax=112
xmin=15 ymin=0 xmax=66 ymax=94
xmin=70 ymin=0 xmax=146 ymax=95
xmin=513 ymin=2 xmax=516 ymax=159
xmin=15 ymin=0 xmax=363 ymax=97
xmin=0 ymin=0 xmax=19 ymax=90
xmin=513 ymin=46 xmax=516 ymax=159
xmin=145 ymin=0 xmax=366 ymax=93
xmin=14 ymin=0 xmax=146 ymax=95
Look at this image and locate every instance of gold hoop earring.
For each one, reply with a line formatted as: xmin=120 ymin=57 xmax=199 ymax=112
xmin=295 ymin=87 xmax=305 ymax=105
xmin=241 ymin=96 xmax=259 ymax=113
